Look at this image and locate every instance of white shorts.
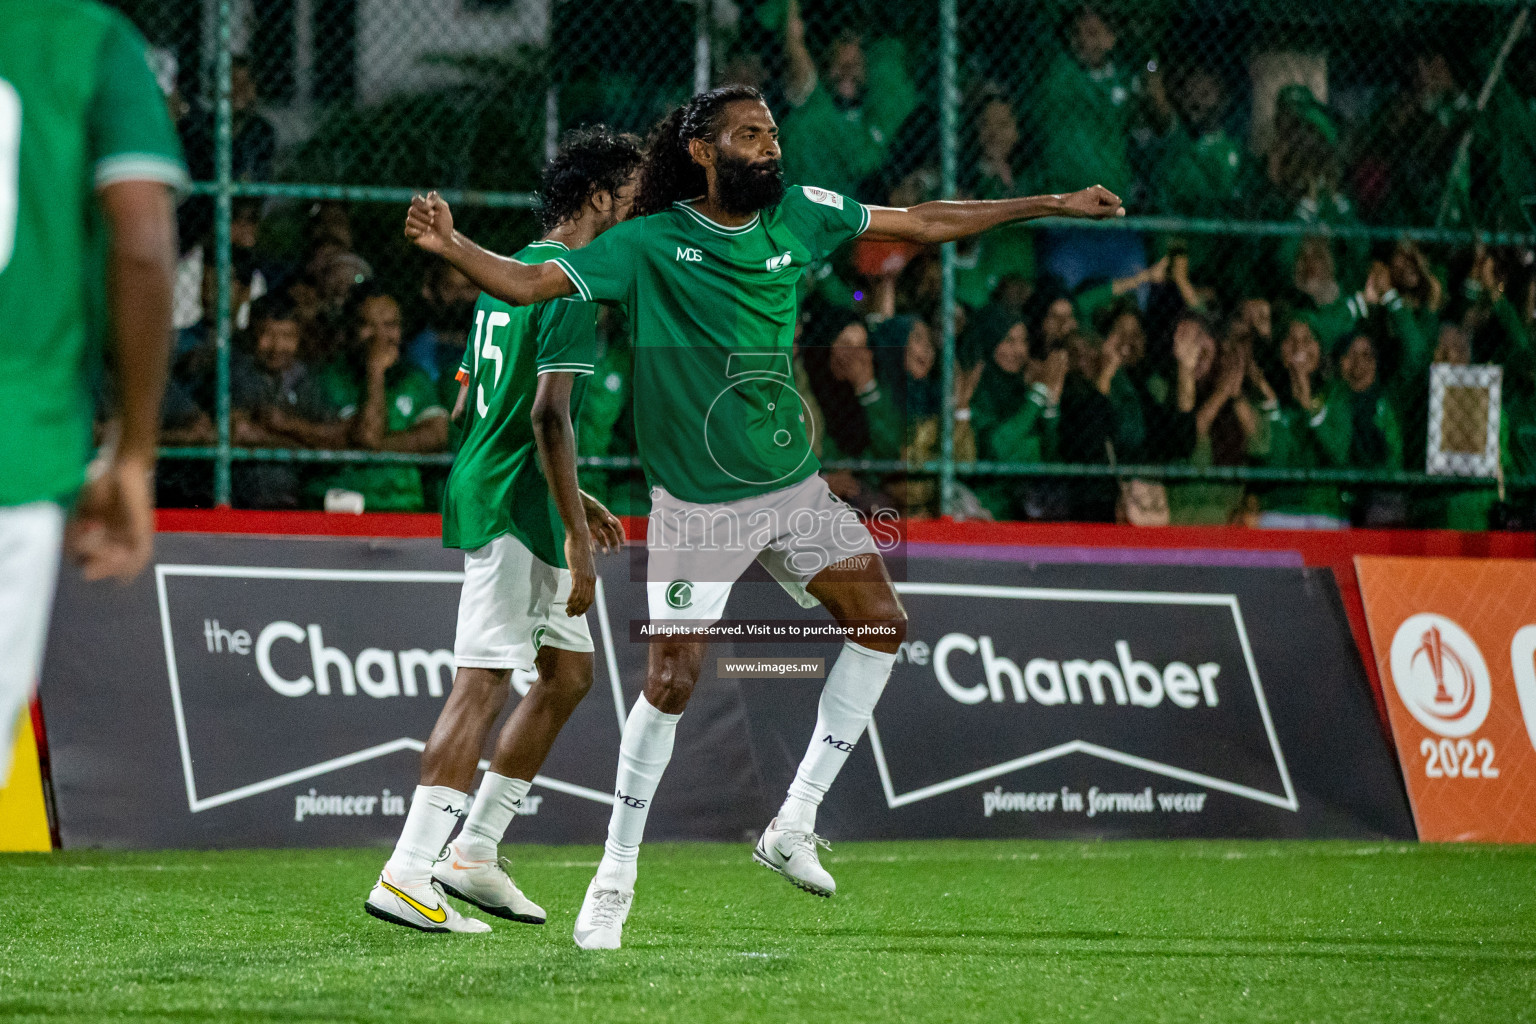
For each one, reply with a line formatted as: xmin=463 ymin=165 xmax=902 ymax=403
xmin=454 ymin=532 xmax=594 ymax=671
xmin=0 ymin=502 xmax=64 ymax=786
xmin=646 ymin=474 xmax=879 ymax=625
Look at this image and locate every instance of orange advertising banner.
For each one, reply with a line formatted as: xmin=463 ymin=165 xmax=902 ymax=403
xmin=1356 ymin=556 xmax=1536 ymax=842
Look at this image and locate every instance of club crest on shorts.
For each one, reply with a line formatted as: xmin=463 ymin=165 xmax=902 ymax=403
xmin=532 ymin=625 xmax=547 ymax=651
xmin=666 ymin=580 xmax=694 ymax=609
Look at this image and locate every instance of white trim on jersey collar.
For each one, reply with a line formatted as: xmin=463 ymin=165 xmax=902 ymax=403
xmin=674 ymin=200 xmax=760 ymax=235
xmin=526 ymin=238 xmax=571 ymax=250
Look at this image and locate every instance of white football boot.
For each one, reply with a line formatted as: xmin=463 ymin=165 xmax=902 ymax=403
xmin=753 ymin=817 xmax=836 ymax=896
xmin=572 ymin=877 xmax=633 ymax=950
xmin=432 ymin=842 xmax=547 ymax=925
xmin=364 ymin=868 xmax=492 ymax=933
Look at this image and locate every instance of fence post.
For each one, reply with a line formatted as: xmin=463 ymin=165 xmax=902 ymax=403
xmin=213 ymin=0 xmax=233 ymax=507
xmin=937 ymin=0 xmax=959 ymax=515
xmin=694 ymin=0 xmax=712 ymax=94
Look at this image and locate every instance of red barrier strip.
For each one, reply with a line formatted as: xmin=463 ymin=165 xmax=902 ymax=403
xmin=155 ymin=509 xmax=1534 ymax=732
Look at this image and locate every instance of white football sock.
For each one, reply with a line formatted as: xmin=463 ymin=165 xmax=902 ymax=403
xmin=383 ymin=785 xmax=466 ymax=885
xmin=455 ymin=772 xmax=532 ymax=860
xmin=777 ymin=642 xmax=897 ymax=833
xmin=593 ymin=695 xmax=681 ymax=893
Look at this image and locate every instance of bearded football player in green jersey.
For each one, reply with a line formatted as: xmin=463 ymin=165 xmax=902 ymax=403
xmin=0 ymin=0 xmax=182 ymax=785
xmin=406 ymin=85 xmax=1123 ymax=949
xmin=365 ymin=129 xmax=638 ymax=934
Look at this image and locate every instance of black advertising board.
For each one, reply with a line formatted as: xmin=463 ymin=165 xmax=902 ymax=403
xmin=730 ymin=560 xmax=1415 ymax=840
xmin=39 ymin=534 xmax=759 ymax=849
xmin=38 ymin=535 xmax=1414 ymax=848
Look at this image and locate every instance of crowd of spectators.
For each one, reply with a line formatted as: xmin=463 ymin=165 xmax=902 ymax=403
xmin=139 ymin=3 xmax=1536 ymax=528
xmin=144 ymin=197 xmax=466 ymax=513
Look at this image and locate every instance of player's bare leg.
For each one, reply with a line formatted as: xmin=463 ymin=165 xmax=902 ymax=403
xmin=755 ymin=554 xmax=905 ymax=896
xmin=485 ymin=647 xmax=595 ymax=779
xmin=420 ymin=667 xmax=516 ymax=790
xmin=435 ymin=647 xmax=593 ymax=923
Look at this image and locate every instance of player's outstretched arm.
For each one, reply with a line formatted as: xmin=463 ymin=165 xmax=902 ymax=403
xmin=67 ymin=180 xmax=177 ymax=583
xmin=863 ymin=185 xmax=1124 ymax=245
xmin=531 ymin=371 xmax=596 ymax=617
xmin=404 ymin=192 xmax=574 ymax=306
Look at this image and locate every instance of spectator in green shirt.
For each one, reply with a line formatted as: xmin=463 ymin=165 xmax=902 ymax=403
xmin=963 ymin=305 xmax=1065 ymax=520
xmin=1033 ymin=5 xmax=1134 ymax=198
xmin=1152 ymin=64 xmax=1246 ymax=283
xmin=1154 ymin=65 xmax=1243 ymax=216
xmin=1247 ymin=85 xmax=1366 ymax=290
xmin=1250 ymin=316 xmax=1356 ymax=528
xmin=1472 ymin=36 xmax=1536 ymax=233
xmin=954 ymin=90 xmax=1035 ymax=309
xmin=1334 ymin=329 xmax=1406 ymax=526
xmin=778 ymin=0 xmax=916 ymax=202
xmin=310 ymin=288 xmax=449 ymax=512
xmin=1349 ymin=50 xmax=1472 ymax=227
xmin=870 ymin=314 xmax=972 ymax=517
xmin=1031 ymin=6 xmax=1146 ymax=290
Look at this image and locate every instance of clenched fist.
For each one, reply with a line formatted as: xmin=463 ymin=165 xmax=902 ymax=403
xmin=1058 ymin=185 xmax=1125 ymax=219
xmin=404 ymin=191 xmax=455 ymax=254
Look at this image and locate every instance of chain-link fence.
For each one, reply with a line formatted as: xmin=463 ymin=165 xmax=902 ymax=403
xmin=113 ymin=0 xmax=1536 ymax=528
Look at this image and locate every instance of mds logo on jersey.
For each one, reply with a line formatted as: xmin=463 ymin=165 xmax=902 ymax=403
xmin=676 ymin=247 xmax=703 ymax=263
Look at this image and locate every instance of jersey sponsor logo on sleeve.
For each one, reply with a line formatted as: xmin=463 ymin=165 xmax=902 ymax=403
xmin=766 ymin=251 xmax=794 ymax=272
xmin=676 ymin=247 xmax=704 ymax=263
xmin=801 ymin=186 xmax=844 ymax=210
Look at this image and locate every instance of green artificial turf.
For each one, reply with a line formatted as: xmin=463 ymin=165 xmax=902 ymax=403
xmin=1 ymin=840 xmax=1533 ymax=1023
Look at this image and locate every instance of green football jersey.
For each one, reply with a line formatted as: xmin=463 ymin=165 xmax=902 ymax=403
xmin=551 ymin=185 xmax=870 ymax=504
xmin=443 ymin=240 xmax=598 ymax=565
xmin=0 ymin=0 xmax=186 ymax=506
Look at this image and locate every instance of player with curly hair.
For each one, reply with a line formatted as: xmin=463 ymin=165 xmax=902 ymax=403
xmin=405 ymin=86 xmax=1123 ymax=949
xmin=365 ymin=127 xmax=641 ymax=934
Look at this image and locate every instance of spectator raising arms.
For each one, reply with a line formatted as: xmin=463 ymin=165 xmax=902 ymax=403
xmin=778 ymin=0 xmax=916 ymax=202
xmin=1250 ymin=317 xmax=1353 ymax=528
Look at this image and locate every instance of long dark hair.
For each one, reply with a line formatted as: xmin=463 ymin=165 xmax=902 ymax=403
xmin=632 ymin=85 xmax=766 ymax=218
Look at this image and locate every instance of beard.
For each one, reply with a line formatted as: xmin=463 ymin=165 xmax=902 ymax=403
xmin=715 ymin=153 xmax=785 ymax=216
